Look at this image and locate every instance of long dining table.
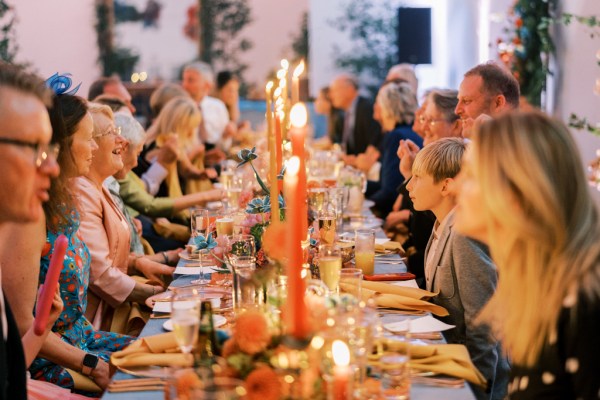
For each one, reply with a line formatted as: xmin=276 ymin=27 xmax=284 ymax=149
xmin=102 ymin=209 xmax=476 ymax=400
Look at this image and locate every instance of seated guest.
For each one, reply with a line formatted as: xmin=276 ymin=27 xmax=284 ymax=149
xmin=216 ymin=70 xmax=241 ymax=123
xmin=366 ymin=82 xmax=421 ymax=218
xmin=329 ymin=74 xmax=381 ymax=156
xmin=407 ymin=138 xmax=509 ymax=399
xmin=149 ymin=83 xmax=189 ymax=120
xmin=113 ymin=113 xmax=223 ymax=253
xmin=88 ymin=76 xmax=135 ymax=114
xmin=146 ymin=96 xmax=217 ymax=197
xmin=456 ymin=112 xmax=600 ymax=399
xmin=1 ymin=83 xmax=133 ymax=392
xmin=182 ymin=61 xmax=232 ymax=155
xmin=314 ymin=86 xmax=344 ymax=145
xmin=386 ymin=63 xmax=418 ymax=95
xmin=421 ymin=89 xmax=462 ymax=146
xmin=76 ymin=103 xmax=172 ymax=334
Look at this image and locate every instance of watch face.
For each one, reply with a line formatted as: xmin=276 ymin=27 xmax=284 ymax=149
xmin=83 ymin=354 xmax=99 ymax=368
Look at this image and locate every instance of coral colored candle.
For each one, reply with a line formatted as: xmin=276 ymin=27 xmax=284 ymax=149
xmin=289 ymin=103 xmax=308 ymax=234
xmin=275 ymin=112 xmax=283 ymax=192
xmin=34 ymin=234 xmax=68 ymax=335
xmin=292 ymin=60 xmax=305 ymax=104
xmin=332 ymin=340 xmax=351 ymax=400
xmin=266 ymin=81 xmax=279 ymax=224
xmin=284 ymin=157 xmax=308 ymax=339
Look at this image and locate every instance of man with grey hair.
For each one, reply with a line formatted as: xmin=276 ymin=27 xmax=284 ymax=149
xmin=329 ymin=74 xmax=381 ymax=156
xmin=386 ymin=63 xmax=418 ymax=95
xmin=182 ymin=61 xmax=232 ymax=154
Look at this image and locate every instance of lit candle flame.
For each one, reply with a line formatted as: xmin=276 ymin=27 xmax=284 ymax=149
xmin=273 ymin=87 xmax=282 ymax=99
xmin=279 ymin=78 xmax=287 ymax=88
xmin=287 ymin=156 xmax=300 ymax=175
xmin=293 ymin=60 xmax=305 ymax=78
xmin=266 ymin=81 xmax=274 ymax=93
xmin=275 ymin=97 xmax=283 ymax=108
xmin=276 ymin=69 xmax=286 ymax=80
xmin=281 ymin=59 xmax=289 ymax=70
xmin=290 ymin=103 xmax=308 ymax=128
xmin=332 ymin=340 xmax=350 ymax=367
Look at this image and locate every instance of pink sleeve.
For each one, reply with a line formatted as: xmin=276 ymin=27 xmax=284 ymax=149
xmin=75 ymin=178 xmax=135 ymax=308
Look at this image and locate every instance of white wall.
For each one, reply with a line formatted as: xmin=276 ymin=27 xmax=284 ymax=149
xmin=12 ymin=0 xmax=99 ymax=96
xmin=555 ymin=0 xmax=600 ymax=173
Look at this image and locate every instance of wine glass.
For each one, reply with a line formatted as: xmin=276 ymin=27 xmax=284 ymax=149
xmin=170 ymin=287 xmax=201 ymax=354
xmin=318 ymin=244 xmax=342 ymax=295
xmin=191 ymin=208 xmax=209 ymax=238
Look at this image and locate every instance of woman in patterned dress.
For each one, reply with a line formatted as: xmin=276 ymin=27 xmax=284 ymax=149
xmin=0 ymin=91 xmax=133 ymax=394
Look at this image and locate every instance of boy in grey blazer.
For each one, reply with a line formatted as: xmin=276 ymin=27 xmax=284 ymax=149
xmin=406 ymin=138 xmax=509 ymax=400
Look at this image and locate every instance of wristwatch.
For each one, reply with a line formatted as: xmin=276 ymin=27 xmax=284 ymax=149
xmin=81 ymin=353 xmax=99 ymax=376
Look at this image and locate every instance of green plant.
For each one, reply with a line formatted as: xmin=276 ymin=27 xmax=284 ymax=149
xmin=332 ymin=0 xmax=398 ymax=96
xmin=0 ymin=0 xmax=18 ymax=63
xmin=290 ymin=12 xmax=309 ymax=63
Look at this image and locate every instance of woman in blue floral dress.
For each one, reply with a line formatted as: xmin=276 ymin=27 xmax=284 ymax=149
xmin=1 ymin=90 xmax=134 ymax=395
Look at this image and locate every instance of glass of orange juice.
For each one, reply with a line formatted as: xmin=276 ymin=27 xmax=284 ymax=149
xmin=355 ymin=229 xmax=375 ymax=275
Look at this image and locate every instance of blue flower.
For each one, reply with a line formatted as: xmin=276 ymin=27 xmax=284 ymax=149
xmin=246 ymin=196 xmax=269 ymax=214
xmin=236 ymin=147 xmax=258 ymax=167
xmin=45 ymin=73 xmax=81 ymax=95
xmin=194 ymin=232 xmax=217 ymax=250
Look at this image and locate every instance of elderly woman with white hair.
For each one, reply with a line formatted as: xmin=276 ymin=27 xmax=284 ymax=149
xmin=366 ymin=82 xmax=423 ymax=217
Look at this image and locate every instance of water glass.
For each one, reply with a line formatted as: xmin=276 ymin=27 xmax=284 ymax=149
xmin=170 ymin=288 xmax=201 ymax=354
xmin=318 ymin=244 xmax=342 ymax=294
xmin=191 ymin=208 xmax=209 ymax=238
xmin=355 ymin=229 xmax=375 ymax=275
xmin=230 ymin=256 xmax=259 ymax=311
xmin=339 ymin=268 xmax=363 ymax=300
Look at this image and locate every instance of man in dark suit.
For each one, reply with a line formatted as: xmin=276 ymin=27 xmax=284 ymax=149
xmin=0 ymin=63 xmax=61 ymax=399
xmin=329 ymin=74 xmax=381 ymax=156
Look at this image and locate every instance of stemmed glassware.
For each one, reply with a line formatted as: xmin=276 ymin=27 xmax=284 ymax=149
xmin=170 ymin=287 xmax=201 ymax=354
xmin=190 ymin=208 xmax=211 ymax=285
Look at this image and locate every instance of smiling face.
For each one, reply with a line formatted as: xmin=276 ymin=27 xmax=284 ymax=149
xmin=69 ymin=112 xmax=98 ymax=177
xmin=454 ymin=148 xmax=488 ymax=243
xmin=422 ymin=101 xmax=461 ymax=146
xmin=90 ymin=112 xmax=125 ymax=180
xmin=0 ymin=87 xmax=59 ymax=222
xmin=455 ymin=75 xmax=493 ymax=121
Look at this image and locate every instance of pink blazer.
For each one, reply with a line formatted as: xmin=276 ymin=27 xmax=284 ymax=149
xmin=75 ymin=176 xmax=135 ymax=330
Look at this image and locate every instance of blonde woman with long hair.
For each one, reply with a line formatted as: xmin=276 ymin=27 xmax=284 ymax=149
xmin=455 ymin=111 xmax=600 ymax=399
xmin=146 ymin=96 xmax=216 ymax=197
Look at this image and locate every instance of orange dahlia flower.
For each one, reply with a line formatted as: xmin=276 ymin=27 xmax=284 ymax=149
xmin=233 ymin=310 xmax=271 ymax=355
xmin=245 ymin=366 xmax=282 ymax=400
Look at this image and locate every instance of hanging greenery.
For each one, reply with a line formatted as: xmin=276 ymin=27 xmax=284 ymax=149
xmin=496 ymin=0 xmax=558 ymax=107
xmin=95 ymin=0 xmax=139 ymax=79
xmin=0 ymin=0 xmax=19 ymax=63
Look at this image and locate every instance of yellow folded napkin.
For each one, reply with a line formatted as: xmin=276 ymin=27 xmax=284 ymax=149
xmin=375 ymin=241 xmax=404 ymax=253
xmin=111 ymin=332 xmax=193 ymax=369
xmin=360 ymin=281 xmax=437 ymax=300
xmin=369 ymin=340 xmax=487 ymax=388
xmin=339 ymin=281 xmax=448 ymax=316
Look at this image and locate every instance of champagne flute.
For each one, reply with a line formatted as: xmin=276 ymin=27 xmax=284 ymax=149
xmin=170 ymin=287 xmax=201 ymax=354
xmin=191 ymin=208 xmax=209 ymax=238
xmin=318 ymin=244 xmax=342 ymax=295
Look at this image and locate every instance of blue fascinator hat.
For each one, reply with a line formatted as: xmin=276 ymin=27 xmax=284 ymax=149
xmin=45 ymin=73 xmax=81 ymax=95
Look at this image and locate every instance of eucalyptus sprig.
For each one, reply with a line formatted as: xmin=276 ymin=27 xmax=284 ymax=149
xmin=237 ymin=147 xmax=270 ymax=195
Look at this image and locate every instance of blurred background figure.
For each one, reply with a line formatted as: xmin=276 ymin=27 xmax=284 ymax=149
xmin=314 ymin=86 xmax=344 ymax=146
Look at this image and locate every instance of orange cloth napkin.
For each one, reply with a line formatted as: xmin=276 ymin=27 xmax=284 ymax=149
xmin=111 ymin=332 xmax=193 ymax=369
xmin=369 ymin=341 xmax=487 ymax=388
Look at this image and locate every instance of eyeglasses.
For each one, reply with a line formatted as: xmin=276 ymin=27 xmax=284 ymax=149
xmin=0 ymin=137 xmax=60 ymax=167
xmin=425 ymin=118 xmax=448 ymax=127
xmin=94 ymin=125 xmax=121 ymax=139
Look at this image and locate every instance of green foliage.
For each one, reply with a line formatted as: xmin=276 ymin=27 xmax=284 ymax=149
xmin=332 ymin=0 xmax=398 ymax=96
xmin=568 ymin=113 xmax=600 ymax=137
xmin=198 ymin=0 xmax=253 ymax=80
xmin=291 ymin=12 xmax=309 ymax=63
xmin=95 ymin=1 xmax=139 ymax=79
xmin=0 ymin=0 xmax=18 ymax=63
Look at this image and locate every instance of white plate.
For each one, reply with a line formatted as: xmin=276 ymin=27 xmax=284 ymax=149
xmin=163 ymin=315 xmax=227 ymax=331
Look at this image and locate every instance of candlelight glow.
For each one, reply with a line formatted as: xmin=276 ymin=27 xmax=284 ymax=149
xmin=277 ymin=109 xmax=285 ymax=120
xmin=287 ymin=156 xmax=301 ymax=176
xmin=281 ymin=59 xmax=289 ymax=70
xmin=279 ymin=78 xmax=287 ymax=88
xmin=332 ymin=340 xmax=350 ymax=366
xmin=290 ymin=103 xmax=308 ymax=128
xmin=266 ymin=81 xmax=274 ymax=93
xmin=293 ymin=60 xmax=305 ymax=78
xmin=275 ymin=97 xmax=283 ymax=108
xmin=273 ymin=87 xmax=282 ymax=99
xmin=277 ymin=69 xmax=286 ymax=80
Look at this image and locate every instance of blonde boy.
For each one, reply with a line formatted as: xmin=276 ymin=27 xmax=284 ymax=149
xmin=407 ymin=138 xmax=509 ymax=400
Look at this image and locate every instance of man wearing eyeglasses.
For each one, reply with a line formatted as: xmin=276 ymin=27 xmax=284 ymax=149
xmin=0 ymin=63 xmax=60 ymax=399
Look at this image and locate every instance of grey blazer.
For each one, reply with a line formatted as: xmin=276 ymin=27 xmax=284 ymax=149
xmin=424 ymin=210 xmax=510 ymax=400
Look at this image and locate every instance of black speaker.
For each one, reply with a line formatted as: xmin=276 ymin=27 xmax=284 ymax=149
xmin=397 ymin=8 xmax=432 ymax=65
